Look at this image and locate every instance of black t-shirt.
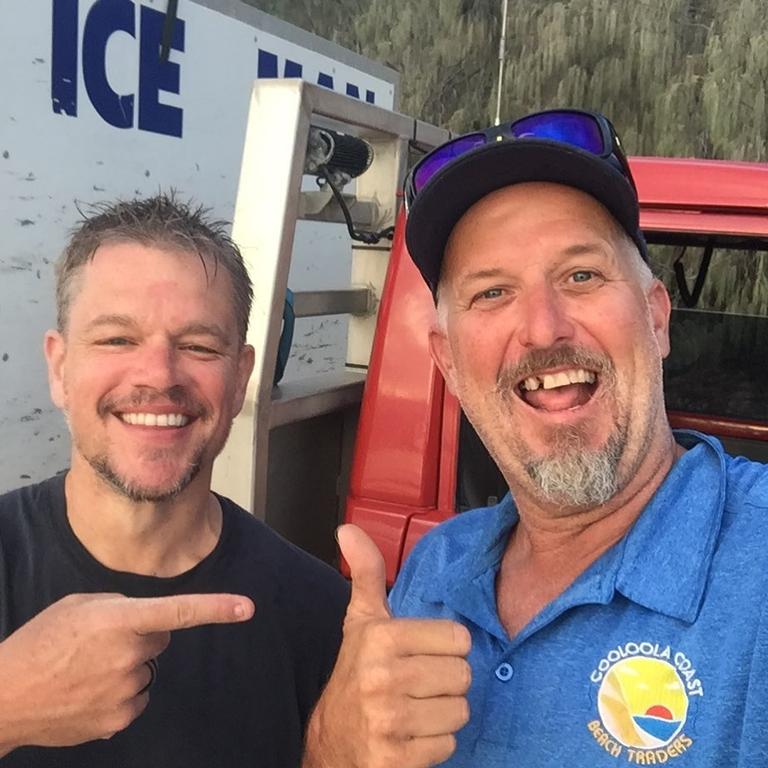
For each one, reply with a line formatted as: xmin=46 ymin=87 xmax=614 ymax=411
xmin=0 ymin=475 xmax=350 ymax=767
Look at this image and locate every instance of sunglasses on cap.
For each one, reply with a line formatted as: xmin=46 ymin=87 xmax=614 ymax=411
xmin=404 ymin=109 xmax=636 ymax=210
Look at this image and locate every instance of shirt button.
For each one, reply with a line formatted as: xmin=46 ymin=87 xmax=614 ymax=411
xmin=495 ymin=662 xmax=514 ymax=682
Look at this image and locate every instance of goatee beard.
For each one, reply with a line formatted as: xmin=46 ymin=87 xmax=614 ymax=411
xmin=87 ymin=451 xmax=203 ymax=503
xmin=523 ymin=423 xmax=626 ymax=510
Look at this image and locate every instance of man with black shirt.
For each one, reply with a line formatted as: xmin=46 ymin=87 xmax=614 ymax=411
xmin=0 ymin=195 xmax=349 ymax=766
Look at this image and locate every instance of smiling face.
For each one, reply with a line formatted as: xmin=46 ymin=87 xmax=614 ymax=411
xmin=430 ymin=183 xmax=672 ymax=512
xmin=45 ymin=241 xmax=254 ymax=503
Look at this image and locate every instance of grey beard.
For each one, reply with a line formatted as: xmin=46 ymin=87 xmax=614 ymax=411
xmin=88 ymin=451 xmax=203 ymax=503
xmin=523 ymin=425 xmax=625 ymax=509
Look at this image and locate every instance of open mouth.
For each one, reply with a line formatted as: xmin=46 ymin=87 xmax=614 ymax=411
xmin=116 ymin=412 xmax=192 ymax=428
xmin=517 ymin=368 xmax=598 ymax=412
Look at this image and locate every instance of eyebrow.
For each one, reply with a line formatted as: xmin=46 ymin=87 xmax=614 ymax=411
xmin=174 ymin=323 xmax=231 ymax=344
xmin=458 ymin=268 xmax=508 ymax=285
xmin=84 ymin=314 xmax=136 ymax=332
xmin=83 ymin=315 xmax=231 ymax=344
xmin=560 ymin=241 xmax=612 ymax=258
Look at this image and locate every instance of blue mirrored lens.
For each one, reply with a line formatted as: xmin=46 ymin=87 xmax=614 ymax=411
xmin=510 ymin=112 xmax=605 ymax=154
xmin=414 ymin=133 xmax=486 ymax=192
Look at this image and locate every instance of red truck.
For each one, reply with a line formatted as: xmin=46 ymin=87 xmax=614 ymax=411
xmin=216 ymin=82 xmax=768 ymax=582
xmin=345 ymin=156 xmax=768 ymax=584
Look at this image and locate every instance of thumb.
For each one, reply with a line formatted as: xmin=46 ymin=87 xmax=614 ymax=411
xmin=337 ymin=524 xmax=391 ymax=620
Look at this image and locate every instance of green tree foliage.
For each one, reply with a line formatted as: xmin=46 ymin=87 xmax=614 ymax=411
xmin=253 ymin=0 xmax=768 ymax=160
xmin=245 ymin=0 xmax=368 ymax=44
xmin=350 ymin=0 xmax=500 ymax=130
xmin=700 ymin=0 xmax=768 ymax=160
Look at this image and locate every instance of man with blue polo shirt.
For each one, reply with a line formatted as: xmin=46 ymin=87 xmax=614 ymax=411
xmin=304 ymin=110 xmax=768 ymax=768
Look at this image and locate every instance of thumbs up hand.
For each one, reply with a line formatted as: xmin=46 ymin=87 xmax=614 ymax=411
xmin=303 ymin=525 xmax=472 ymax=768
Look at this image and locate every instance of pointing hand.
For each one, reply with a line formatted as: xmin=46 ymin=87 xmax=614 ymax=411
xmin=0 ymin=592 xmax=254 ymax=753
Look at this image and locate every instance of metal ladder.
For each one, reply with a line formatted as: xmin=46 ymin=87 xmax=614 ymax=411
xmin=212 ymin=79 xmax=448 ymax=522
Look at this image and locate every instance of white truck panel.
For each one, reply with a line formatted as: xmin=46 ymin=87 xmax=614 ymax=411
xmin=0 ymin=0 xmax=397 ymax=491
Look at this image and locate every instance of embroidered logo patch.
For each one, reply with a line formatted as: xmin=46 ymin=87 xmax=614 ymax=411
xmin=587 ymin=642 xmax=703 ymax=763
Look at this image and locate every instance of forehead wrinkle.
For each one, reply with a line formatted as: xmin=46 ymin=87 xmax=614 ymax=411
xmin=442 ymin=185 xmax=633 ymax=291
xmin=83 ymin=313 xmax=136 ymax=332
xmin=560 ymin=238 xmax=628 ymax=277
xmin=456 ymin=266 xmax=508 ymax=286
xmin=80 ymin=309 xmax=235 ymax=346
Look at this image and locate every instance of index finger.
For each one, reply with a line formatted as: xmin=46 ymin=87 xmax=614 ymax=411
xmin=126 ymin=593 xmax=255 ymax=634
xmin=388 ymin=618 xmax=472 ymax=657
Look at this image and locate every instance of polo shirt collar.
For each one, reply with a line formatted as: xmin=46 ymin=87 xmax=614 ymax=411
xmin=614 ymin=430 xmax=726 ymax=623
xmin=421 ymin=430 xmax=727 ymax=636
xmin=421 ymin=497 xmax=518 ymax=639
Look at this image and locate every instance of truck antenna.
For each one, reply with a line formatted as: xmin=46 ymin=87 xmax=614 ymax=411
xmin=494 ymin=0 xmax=509 ymax=126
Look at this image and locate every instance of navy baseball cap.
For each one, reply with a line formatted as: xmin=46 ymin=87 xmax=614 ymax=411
xmin=403 ymin=110 xmax=647 ymax=297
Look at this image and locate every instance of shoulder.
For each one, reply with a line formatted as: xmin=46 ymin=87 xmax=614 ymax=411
xmin=407 ymin=503 xmax=505 ymax=567
xmin=677 ymin=438 xmax=768 ymax=590
xmin=676 ymin=432 xmax=768 ymax=521
xmin=217 ymin=495 xmax=350 ymax=610
xmin=390 ymin=501 xmax=509 ymax=613
xmin=0 ymin=476 xmax=60 ymax=511
xmin=215 ymin=497 xmax=349 ymax=679
xmin=0 ymin=475 xmax=63 ymax=536
xmin=723 ymin=452 xmax=768 ymax=513
xmin=717 ymin=451 xmax=768 ymax=567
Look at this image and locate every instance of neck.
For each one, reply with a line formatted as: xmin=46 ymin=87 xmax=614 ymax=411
xmin=511 ymin=428 xmax=681 ymax=557
xmin=496 ymin=427 xmax=682 ymax=637
xmin=64 ymin=456 xmax=223 ymax=577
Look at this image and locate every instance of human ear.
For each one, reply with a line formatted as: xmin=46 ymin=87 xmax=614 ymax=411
xmin=233 ymin=344 xmax=256 ymax=415
xmin=647 ymin=279 xmax=672 ymax=358
xmin=44 ymin=330 xmax=68 ymax=409
xmin=429 ymin=323 xmax=459 ymax=395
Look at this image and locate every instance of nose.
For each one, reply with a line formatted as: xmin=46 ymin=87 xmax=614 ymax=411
xmin=129 ymin=340 xmax=182 ymax=392
xmin=516 ymin=282 xmax=576 ymax=350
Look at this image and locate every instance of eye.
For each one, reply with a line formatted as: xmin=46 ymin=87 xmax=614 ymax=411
xmin=567 ymin=269 xmax=606 ymax=290
xmin=181 ymin=344 xmax=221 ymax=356
xmin=97 ymin=337 xmax=134 ymax=346
xmin=472 ymin=286 xmax=505 ymax=304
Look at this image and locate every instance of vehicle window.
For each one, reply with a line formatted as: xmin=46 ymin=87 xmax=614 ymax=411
xmin=456 ymin=412 xmax=508 ymax=512
xmin=649 ymin=243 xmax=768 ymax=424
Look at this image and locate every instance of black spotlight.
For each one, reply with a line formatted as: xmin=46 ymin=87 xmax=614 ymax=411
xmin=304 ymin=127 xmax=374 ymax=187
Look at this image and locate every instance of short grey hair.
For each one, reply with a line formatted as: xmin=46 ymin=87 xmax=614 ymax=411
xmin=55 ymin=192 xmax=253 ymax=344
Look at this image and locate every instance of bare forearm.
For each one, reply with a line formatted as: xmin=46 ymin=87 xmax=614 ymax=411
xmin=0 ymin=652 xmax=30 ymax=756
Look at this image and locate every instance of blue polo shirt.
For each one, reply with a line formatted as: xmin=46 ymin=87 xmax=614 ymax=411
xmin=389 ymin=432 xmax=768 ymax=767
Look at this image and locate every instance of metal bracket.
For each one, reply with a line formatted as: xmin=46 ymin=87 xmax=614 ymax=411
xmin=292 ymin=287 xmax=376 ymax=318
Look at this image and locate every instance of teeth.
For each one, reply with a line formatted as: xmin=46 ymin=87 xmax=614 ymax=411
xmin=542 ymin=372 xmax=571 ymax=389
xmin=520 ymin=368 xmax=596 ymax=392
xmin=523 ymin=376 xmax=542 ymax=391
xmin=120 ymin=413 xmax=189 ymax=427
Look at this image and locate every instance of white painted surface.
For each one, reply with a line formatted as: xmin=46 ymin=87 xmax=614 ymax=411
xmin=0 ymin=0 xmax=396 ymax=491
